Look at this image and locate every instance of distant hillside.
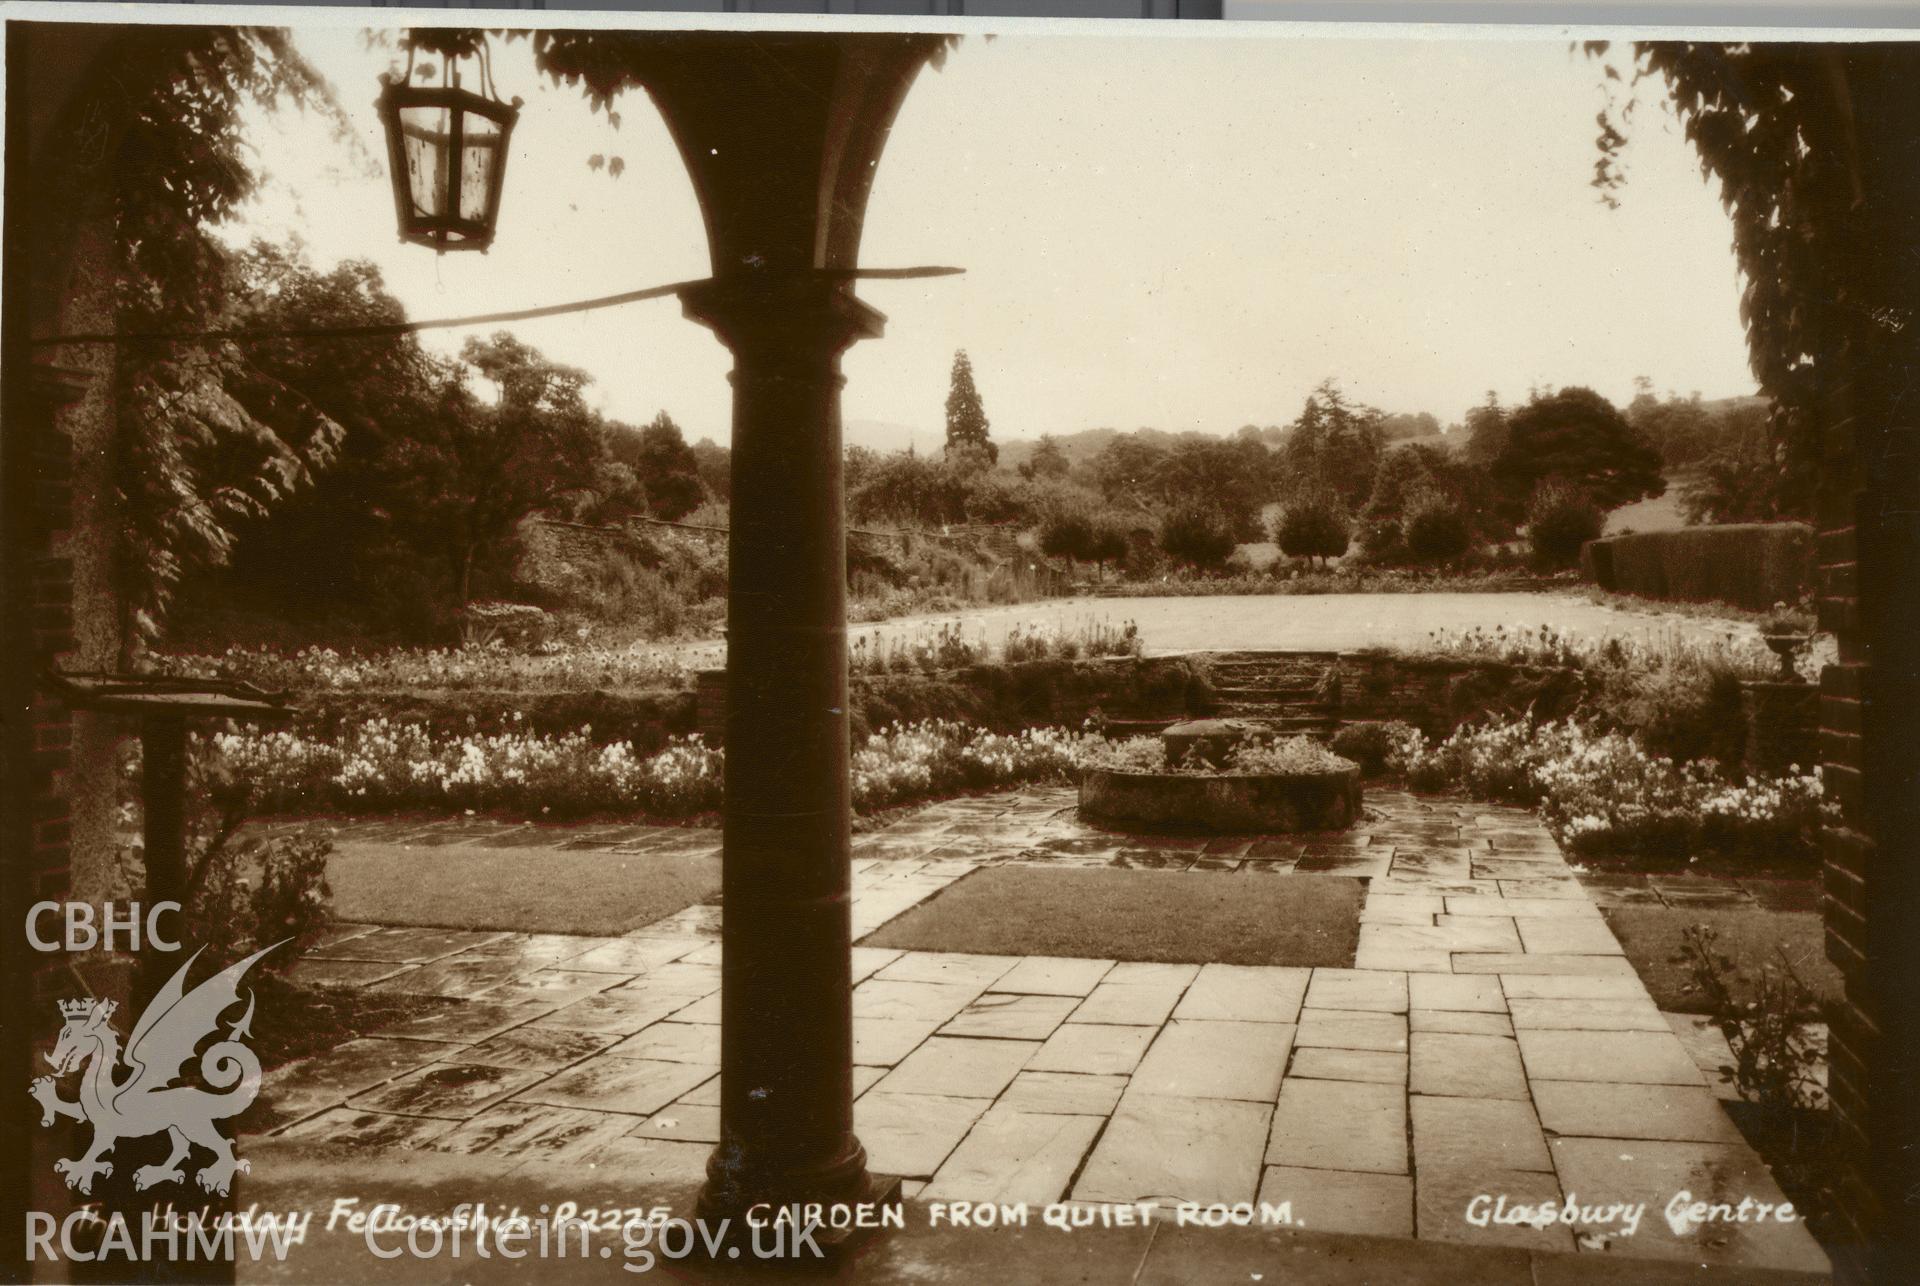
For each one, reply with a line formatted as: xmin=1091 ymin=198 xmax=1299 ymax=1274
xmin=1698 ymin=394 xmax=1768 ymax=418
xmin=1605 ymin=471 xmax=1696 ymax=535
xmin=997 ymin=426 xmax=1237 ymax=475
xmin=845 ymin=418 xmax=938 ymax=455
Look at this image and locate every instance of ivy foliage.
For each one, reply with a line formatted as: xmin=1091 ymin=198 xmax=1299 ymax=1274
xmin=99 ymin=28 xmax=356 ymax=641
xmin=1591 ymin=43 xmax=1920 ymax=519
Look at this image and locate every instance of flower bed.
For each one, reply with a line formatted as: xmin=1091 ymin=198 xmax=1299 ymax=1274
xmin=1383 ymin=717 xmax=1831 ymax=862
xmin=154 ymin=640 xmax=709 ymax=694
xmin=207 ymin=716 xmax=1089 ymax=820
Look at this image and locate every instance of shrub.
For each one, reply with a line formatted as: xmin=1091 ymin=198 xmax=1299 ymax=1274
xmin=1525 ymin=481 xmax=1603 ymax=570
xmin=1330 ymin=720 xmax=1418 ymax=777
xmin=1403 ymin=499 xmax=1473 ymax=564
xmin=1038 ymin=510 xmax=1096 ymax=563
xmin=123 ymin=745 xmax=336 ymax=970
xmin=1159 ymin=505 xmax=1238 ymax=571
xmin=249 ymin=830 xmax=336 ymax=955
xmin=1274 ymin=494 xmax=1351 ymax=566
xmin=1681 ymin=924 xmax=1827 ymax=1105
xmin=1089 ymin=520 xmax=1131 ymax=571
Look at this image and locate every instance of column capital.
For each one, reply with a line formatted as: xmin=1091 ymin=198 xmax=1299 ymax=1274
xmin=680 ymin=273 xmax=885 ymax=369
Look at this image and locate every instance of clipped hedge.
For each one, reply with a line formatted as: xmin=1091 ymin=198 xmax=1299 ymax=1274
xmin=1580 ymin=522 xmax=1813 ymax=611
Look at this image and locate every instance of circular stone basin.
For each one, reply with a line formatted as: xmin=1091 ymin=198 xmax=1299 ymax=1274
xmin=1080 ymin=764 xmax=1362 ymax=833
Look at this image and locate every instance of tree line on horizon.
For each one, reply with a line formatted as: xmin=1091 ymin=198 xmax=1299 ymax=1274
xmin=158 ymin=245 xmax=1807 ymax=643
xmin=847 ymin=348 xmax=1796 ymax=577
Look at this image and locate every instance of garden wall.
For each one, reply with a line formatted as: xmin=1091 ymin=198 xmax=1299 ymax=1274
xmin=1579 ymin=522 xmax=1814 ymax=610
xmin=696 ymin=654 xmax=1214 ymax=745
xmin=1328 ymin=653 xmax=1589 ymax=739
xmin=854 ymin=654 xmax=1211 ymax=740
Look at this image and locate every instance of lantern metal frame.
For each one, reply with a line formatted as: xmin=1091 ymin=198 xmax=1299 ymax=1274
xmin=377 ymin=42 xmax=520 ymax=253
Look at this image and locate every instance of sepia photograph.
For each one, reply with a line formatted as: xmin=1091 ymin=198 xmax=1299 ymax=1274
xmin=2 ymin=3 xmax=1915 ymax=1282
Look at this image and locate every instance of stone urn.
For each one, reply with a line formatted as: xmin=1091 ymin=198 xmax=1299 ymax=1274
xmin=1761 ymin=632 xmax=1809 ymax=682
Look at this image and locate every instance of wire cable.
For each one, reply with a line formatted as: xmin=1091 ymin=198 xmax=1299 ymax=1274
xmin=27 ymin=265 xmax=964 ymax=347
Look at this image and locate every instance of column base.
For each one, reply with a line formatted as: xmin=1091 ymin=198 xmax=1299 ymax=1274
xmin=689 ymin=1172 xmax=903 ymax=1270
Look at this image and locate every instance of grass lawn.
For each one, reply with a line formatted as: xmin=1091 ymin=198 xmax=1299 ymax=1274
xmin=861 ymin=868 xmax=1363 ymax=966
xmin=1603 ymin=905 xmax=1843 ymax=1014
xmin=325 ymin=843 xmax=719 ymax=935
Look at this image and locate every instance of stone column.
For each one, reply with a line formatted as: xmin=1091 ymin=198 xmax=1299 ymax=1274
xmin=680 ymin=273 xmax=891 ymax=1231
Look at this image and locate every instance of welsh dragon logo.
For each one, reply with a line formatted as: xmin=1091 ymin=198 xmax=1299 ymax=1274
xmin=30 ymin=942 xmax=281 ymax=1197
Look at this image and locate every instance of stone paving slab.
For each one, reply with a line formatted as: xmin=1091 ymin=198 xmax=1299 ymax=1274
xmin=1517 ymin=1029 xmax=1705 ymax=1086
xmin=1411 ymin=1094 xmax=1553 ymax=1173
xmin=1170 ymin=963 xmax=1310 ymax=1023
xmin=921 ymin=1105 xmax=1103 ymax=1204
xmin=1257 ymin=1165 xmax=1415 ymax=1238
xmin=1075 ymin=1093 xmax=1272 ymax=1205
xmin=856 ymin=1091 xmax=990 ymax=1178
xmin=257 ymin=788 xmax=1823 ymax=1277
xmin=631 ymin=1102 xmax=719 ymax=1144
xmin=350 ymin=1062 xmax=548 ymax=1120
xmin=1288 ymin=1046 xmax=1407 ymax=1085
xmin=1027 ymin=1021 xmax=1157 ymax=1075
xmin=1508 ymin=996 xmax=1669 ymax=1032
xmin=1548 ymin=1138 xmax=1828 ymax=1272
xmin=430 ymin=1103 xmax=633 ymax=1163
xmin=1416 ymin=1164 xmax=1577 ymax=1253
xmin=1412 ymin=1009 xmax=1514 ymax=1036
xmin=516 ymin=1056 xmax=715 ymax=1116
xmin=1267 ymin=1077 xmax=1406 ymax=1175
xmin=992 ymin=954 xmax=1114 ymax=996
xmin=1070 ymin=978 xmax=1191 ymax=1027
xmin=1295 ymin=1008 xmax=1409 ymax=1053
xmin=1410 ymin=1031 xmax=1530 ymax=1100
xmin=1530 ymin=1081 xmax=1746 ymax=1144
xmin=940 ymin=991 xmax=1080 ymax=1039
xmin=1130 ymin=1019 xmax=1294 ymax=1102
xmin=1409 ymin=973 xmax=1505 ymax=1012
xmin=871 ymin=1035 xmax=1039 ymax=1099
xmin=999 ymin=1070 xmax=1128 ymax=1116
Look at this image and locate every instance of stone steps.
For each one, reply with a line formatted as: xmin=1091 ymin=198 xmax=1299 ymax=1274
xmin=1201 ymin=649 xmax=1342 ymax=738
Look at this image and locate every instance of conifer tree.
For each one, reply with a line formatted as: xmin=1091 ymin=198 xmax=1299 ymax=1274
xmin=943 ymin=349 xmax=996 ymax=466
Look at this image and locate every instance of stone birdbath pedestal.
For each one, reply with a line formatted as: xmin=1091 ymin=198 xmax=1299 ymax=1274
xmin=1080 ymin=717 xmax=1362 ymax=833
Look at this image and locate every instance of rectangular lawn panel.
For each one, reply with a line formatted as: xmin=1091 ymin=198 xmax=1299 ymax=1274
xmin=859 ymin=868 xmax=1362 ymax=967
xmin=1601 ymin=905 xmax=1841 ymax=1014
xmin=325 ymin=843 xmax=718 ymax=936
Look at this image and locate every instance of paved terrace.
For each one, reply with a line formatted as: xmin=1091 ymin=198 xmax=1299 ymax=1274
xmin=245 ymin=790 xmax=1828 ymax=1278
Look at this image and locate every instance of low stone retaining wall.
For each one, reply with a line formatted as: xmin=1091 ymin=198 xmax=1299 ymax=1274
xmin=1329 ymin=653 xmax=1588 ymax=739
xmin=698 ymin=654 xmax=1214 ymax=744
xmin=1080 ymin=766 xmax=1361 ymax=832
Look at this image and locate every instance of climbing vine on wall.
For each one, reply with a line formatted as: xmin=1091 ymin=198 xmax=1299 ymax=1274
xmin=98 ymin=27 xmax=355 ymax=641
xmin=1590 ymin=43 xmax=1920 ymax=523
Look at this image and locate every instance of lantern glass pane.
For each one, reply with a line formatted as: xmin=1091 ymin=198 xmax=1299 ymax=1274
xmin=458 ymin=114 xmax=505 ymax=223
xmin=398 ymin=104 xmax=453 ymax=220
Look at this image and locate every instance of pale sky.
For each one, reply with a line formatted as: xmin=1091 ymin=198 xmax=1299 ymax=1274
xmin=235 ymin=25 xmax=1756 ymax=449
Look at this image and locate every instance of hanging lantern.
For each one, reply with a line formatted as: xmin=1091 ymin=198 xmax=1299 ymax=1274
xmin=377 ymin=41 xmax=520 ymax=253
